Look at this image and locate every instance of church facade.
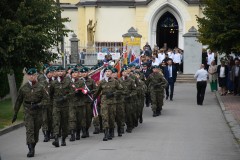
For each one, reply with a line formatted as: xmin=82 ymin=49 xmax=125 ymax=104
xmin=61 ymin=0 xmax=203 ymax=49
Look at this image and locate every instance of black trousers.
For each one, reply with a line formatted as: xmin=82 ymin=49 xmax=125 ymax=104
xmin=197 ymin=81 xmax=207 ymax=105
xmin=166 ymin=78 xmax=175 ymax=100
xmin=234 ymin=77 xmax=239 ymax=95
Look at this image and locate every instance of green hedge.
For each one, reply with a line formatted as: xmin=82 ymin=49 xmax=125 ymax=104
xmin=0 ymin=68 xmax=24 ymax=99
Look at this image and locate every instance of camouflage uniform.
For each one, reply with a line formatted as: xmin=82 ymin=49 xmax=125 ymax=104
xmin=68 ymin=78 xmax=86 ymax=141
xmin=129 ymin=74 xmax=139 ymax=127
xmin=119 ymin=76 xmax=136 ymax=133
xmin=148 ymin=72 xmax=168 ymax=116
xmin=94 ymin=77 xmax=123 ymax=140
xmin=80 ymin=77 xmax=96 ymax=138
xmin=136 ymin=78 xmax=147 ymax=123
xmin=38 ymin=74 xmax=53 ymax=142
xmin=50 ymin=76 xmax=71 ymax=147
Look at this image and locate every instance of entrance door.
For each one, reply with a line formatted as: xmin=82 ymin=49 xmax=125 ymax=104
xmin=156 ymin=12 xmax=179 ymax=49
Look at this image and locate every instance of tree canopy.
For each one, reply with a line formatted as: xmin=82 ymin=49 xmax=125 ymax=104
xmin=0 ymin=0 xmax=70 ymax=72
xmin=197 ymin=0 xmax=240 ymax=54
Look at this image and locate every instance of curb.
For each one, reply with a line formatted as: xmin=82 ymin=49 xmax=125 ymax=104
xmin=0 ymin=122 xmax=24 ymax=136
xmin=215 ymin=92 xmax=240 ymax=147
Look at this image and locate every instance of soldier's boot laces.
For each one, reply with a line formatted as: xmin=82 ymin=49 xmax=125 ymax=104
xmin=103 ymin=129 xmax=108 ymax=141
xmin=70 ymin=130 xmax=75 ymax=141
xmin=27 ymin=144 xmax=34 ymax=158
xmin=76 ymin=129 xmax=80 ymax=140
xmin=153 ymin=111 xmax=157 ymax=117
xmin=52 ymin=135 xmax=59 ymax=147
xmin=93 ymin=127 xmax=100 ymax=134
xmin=43 ymin=131 xmax=49 ymax=142
xmin=81 ymin=128 xmax=87 ymax=138
xmin=61 ymin=137 xmax=66 ymax=146
xmin=118 ymin=127 xmax=122 ymax=137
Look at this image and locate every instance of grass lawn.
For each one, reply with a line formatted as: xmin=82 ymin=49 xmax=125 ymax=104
xmin=0 ymin=99 xmax=24 ymax=129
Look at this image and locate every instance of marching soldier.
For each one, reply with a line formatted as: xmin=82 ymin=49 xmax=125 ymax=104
xmin=111 ymin=68 xmax=125 ymax=137
xmin=50 ymin=66 xmax=71 ymax=147
xmin=39 ymin=67 xmax=54 ymax=142
xmin=94 ymin=66 xmax=123 ymax=141
xmin=147 ymin=65 xmax=168 ymax=117
xmin=80 ymin=67 xmax=96 ymax=138
xmin=119 ymin=67 xmax=137 ymax=133
xmin=68 ymin=68 xmax=85 ymax=141
xmin=12 ymin=68 xmax=46 ymax=157
xmin=141 ymin=63 xmax=152 ymax=107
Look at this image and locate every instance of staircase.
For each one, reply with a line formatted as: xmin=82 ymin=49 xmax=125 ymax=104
xmin=176 ymin=74 xmax=195 ymax=83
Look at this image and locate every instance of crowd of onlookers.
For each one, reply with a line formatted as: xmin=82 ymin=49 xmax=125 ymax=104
xmin=203 ymin=49 xmax=240 ymax=96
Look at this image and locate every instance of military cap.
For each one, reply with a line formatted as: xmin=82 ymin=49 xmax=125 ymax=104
xmin=104 ymin=66 xmax=113 ymax=73
xmin=152 ymin=65 xmax=160 ymax=69
xmin=141 ymin=63 xmax=148 ymax=67
xmin=75 ymin=64 xmax=83 ymax=68
xmin=120 ymin=67 xmax=128 ymax=73
xmin=56 ymin=66 xmax=65 ymax=71
xmin=71 ymin=67 xmax=79 ymax=74
xmin=80 ymin=67 xmax=89 ymax=73
xmin=135 ymin=65 xmax=140 ymax=69
xmin=27 ymin=68 xmax=37 ymax=75
xmin=112 ymin=68 xmax=118 ymax=73
xmin=46 ymin=67 xmax=54 ymax=75
xmin=42 ymin=64 xmax=49 ymax=70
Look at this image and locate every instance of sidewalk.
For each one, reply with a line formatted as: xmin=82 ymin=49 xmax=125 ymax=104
xmin=216 ymin=93 xmax=240 ymax=143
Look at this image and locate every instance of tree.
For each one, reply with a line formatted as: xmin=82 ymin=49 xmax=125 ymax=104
xmin=196 ymin=0 xmax=240 ymax=54
xmin=0 ymin=0 xmax=70 ymax=105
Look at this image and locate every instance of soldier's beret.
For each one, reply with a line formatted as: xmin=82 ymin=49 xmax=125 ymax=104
xmin=46 ymin=67 xmax=53 ymax=75
xmin=135 ymin=65 xmax=140 ymax=69
xmin=104 ymin=66 xmax=113 ymax=73
xmin=27 ymin=68 xmax=38 ymax=75
xmin=152 ymin=65 xmax=160 ymax=69
xmin=112 ymin=68 xmax=118 ymax=73
xmin=141 ymin=63 xmax=148 ymax=67
xmin=71 ymin=67 xmax=79 ymax=74
xmin=121 ymin=67 xmax=128 ymax=73
xmin=42 ymin=64 xmax=49 ymax=70
xmin=80 ymin=67 xmax=89 ymax=73
xmin=75 ymin=64 xmax=83 ymax=67
xmin=56 ymin=66 xmax=65 ymax=71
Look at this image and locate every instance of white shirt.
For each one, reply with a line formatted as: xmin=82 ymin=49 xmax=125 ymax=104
xmin=207 ymin=53 xmax=215 ymax=65
xmin=194 ymin=68 xmax=208 ymax=81
xmin=173 ymin=53 xmax=182 ymax=63
xmin=235 ymin=66 xmax=239 ymax=77
xmin=220 ymin=66 xmax=225 ymax=78
xmin=158 ymin=53 xmax=165 ymax=63
xmin=168 ymin=52 xmax=174 ymax=59
xmin=152 ymin=59 xmax=160 ymax=66
xmin=168 ymin=65 xmax=172 ymax=77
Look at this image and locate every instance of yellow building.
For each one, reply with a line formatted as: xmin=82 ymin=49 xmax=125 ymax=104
xmin=60 ymin=0 xmax=203 ymax=49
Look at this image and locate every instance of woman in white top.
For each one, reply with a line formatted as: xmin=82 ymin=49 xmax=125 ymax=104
xmin=208 ymin=60 xmax=218 ymax=92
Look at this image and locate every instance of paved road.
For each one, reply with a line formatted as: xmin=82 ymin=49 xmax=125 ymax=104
xmin=0 ymin=83 xmax=240 ymax=160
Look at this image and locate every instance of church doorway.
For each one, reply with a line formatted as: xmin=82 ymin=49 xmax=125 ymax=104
xmin=156 ymin=12 xmax=179 ymax=49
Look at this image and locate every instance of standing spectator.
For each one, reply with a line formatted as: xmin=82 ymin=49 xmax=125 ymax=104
xmin=173 ymin=49 xmax=182 ymax=73
xmin=194 ymin=64 xmax=208 ymax=105
xmin=227 ymin=57 xmax=235 ymax=94
xmin=206 ymin=49 xmax=215 ymax=70
xmin=230 ymin=59 xmax=240 ymax=95
xmin=158 ymin=49 xmax=165 ymax=64
xmin=164 ymin=59 xmax=177 ymax=101
xmin=144 ymin=42 xmax=152 ymax=51
xmin=208 ymin=60 xmax=218 ymax=92
xmin=167 ymin=48 xmax=174 ymax=59
xmin=202 ymin=49 xmax=208 ymax=69
xmin=79 ymin=49 xmax=86 ymax=65
xmin=217 ymin=59 xmax=229 ymax=96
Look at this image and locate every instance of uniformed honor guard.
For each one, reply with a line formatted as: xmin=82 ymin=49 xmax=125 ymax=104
xmin=148 ymin=65 xmax=168 ymax=117
xmin=94 ymin=66 xmax=123 ymax=141
xmin=12 ymin=68 xmax=46 ymax=158
xmin=50 ymin=66 xmax=71 ymax=147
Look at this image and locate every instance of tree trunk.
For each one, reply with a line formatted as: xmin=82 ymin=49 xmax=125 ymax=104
xmin=7 ymin=72 xmax=18 ymax=108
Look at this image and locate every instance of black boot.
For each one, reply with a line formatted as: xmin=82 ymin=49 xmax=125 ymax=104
xmin=111 ymin=128 xmax=115 ymax=138
xmin=50 ymin=132 xmax=54 ymax=139
xmin=76 ymin=129 xmax=80 ymax=140
xmin=27 ymin=144 xmax=34 ymax=157
xmin=103 ymin=129 xmax=108 ymax=141
xmin=86 ymin=128 xmax=90 ymax=137
xmin=156 ymin=109 xmax=161 ymax=116
xmin=126 ymin=127 xmax=132 ymax=133
xmin=81 ymin=128 xmax=87 ymax=138
xmin=93 ymin=127 xmax=100 ymax=134
xmin=118 ymin=127 xmax=122 ymax=137
xmin=61 ymin=137 xmax=66 ymax=146
xmin=139 ymin=116 xmax=143 ymax=123
xmin=52 ymin=135 xmax=59 ymax=147
xmin=69 ymin=130 xmax=75 ymax=141
xmin=32 ymin=143 xmax=36 ymax=155
xmin=43 ymin=131 xmax=49 ymax=142
xmin=121 ymin=127 xmax=125 ymax=134
xmin=153 ymin=111 xmax=157 ymax=117
xmin=108 ymin=129 xmax=113 ymax=140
